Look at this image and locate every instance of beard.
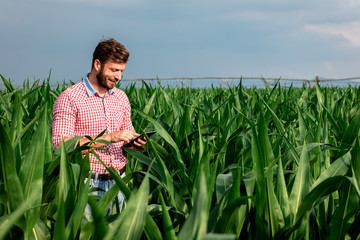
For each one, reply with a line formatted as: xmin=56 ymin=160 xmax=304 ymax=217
xmin=96 ymin=67 xmax=113 ymax=90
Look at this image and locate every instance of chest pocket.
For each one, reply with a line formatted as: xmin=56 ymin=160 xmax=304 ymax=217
xmin=102 ymin=97 xmax=126 ymax=132
xmin=110 ymin=110 xmax=125 ymax=132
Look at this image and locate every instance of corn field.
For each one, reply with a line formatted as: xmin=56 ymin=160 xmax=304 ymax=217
xmin=1 ymin=73 xmax=360 ymax=240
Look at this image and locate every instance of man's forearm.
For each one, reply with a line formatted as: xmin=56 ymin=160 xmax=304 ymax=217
xmin=55 ymin=133 xmax=112 ymax=152
xmin=55 ymin=130 xmax=144 ymax=153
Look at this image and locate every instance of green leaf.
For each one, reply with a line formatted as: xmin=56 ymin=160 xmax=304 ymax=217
xmin=8 ymin=93 xmax=22 ymax=145
xmin=311 ymin=152 xmax=350 ymax=190
xmin=341 ymin=107 xmax=360 ymax=150
xmin=143 ymin=213 xmax=163 ymax=240
xmin=0 ymin=198 xmax=30 ymax=240
xmin=275 ymin=159 xmax=291 ymax=226
xmin=215 ymin=173 xmax=233 ymax=204
xmin=315 ymin=82 xmax=325 ymax=106
xmin=178 ymin=166 xmax=208 ymax=240
xmin=65 ymin=178 xmax=90 ymax=240
xmin=90 ymin=149 xmax=132 ymax=199
xmin=57 ymin=137 xmax=75 ymax=221
xmin=297 ymin=108 xmax=306 ymax=143
xmin=225 ymin=168 xmax=247 ymax=236
xmin=350 ymin=136 xmax=360 ymax=193
xmin=53 ymin=191 xmax=66 ymax=240
xmin=88 ymin=196 xmax=108 ymax=239
xmin=289 ymin=143 xmax=311 ymax=220
xmin=250 ymin=118 xmax=266 ymax=215
xmin=97 ymin=181 xmax=121 ymax=215
xmin=104 ymin=176 xmax=149 ymax=240
xmin=136 ymin=110 xmax=189 ymax=183
xmin=0 ymin=121 xmax=25 ymax=229
xmin=262 ymin=98 xmax=300 ymax=164
xmin=124 ymin=147 xmax=163 ymax=182
xmin=0 ymin=73 xmax=15 ymax=92
xmin=288 ymin=142 xmax=312 ymax=239
xmin=160 ymin=193 xmax=176 ymax=240
xmin=280 ymin=176 xmax=346 ymax=239
xmin=160 ymin=87 xmax=183 ymax=120
xmin=214 ymin=196 xmax=249 ymax=235
xmin=296 ymin=176 xmax=345 ymax=225
xmin=32 ymin=219 xmax=51 ymax=240
xmin=202 ymin=233 xmax=237 ymax=240
xmin=19 ymin=104 xmax=48 ymax=233
xmin=257 ymin=107 xmax=285 ymax=236
xmin=142 ymin=88 xmax=157 ymax=115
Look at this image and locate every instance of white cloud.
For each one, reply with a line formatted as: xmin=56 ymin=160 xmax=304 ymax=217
xmin=305 ymin=21 xmax=360 ymax=46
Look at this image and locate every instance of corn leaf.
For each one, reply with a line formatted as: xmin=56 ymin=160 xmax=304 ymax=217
xmin=160 ymin=193 xmax=176 ymax=240
xmin=104 ymin=175 xmax=149 ymax=240
xmin=19 ymin=104 xmax=48 ymax=233
xmin=0 ymin=122 xmax=25 ymax=229
xmin=178 ymin=165 xmax=208 ymax=240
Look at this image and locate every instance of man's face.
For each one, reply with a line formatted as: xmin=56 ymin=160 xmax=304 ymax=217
xmin=96 ymin=61 xmax=126 ymax=90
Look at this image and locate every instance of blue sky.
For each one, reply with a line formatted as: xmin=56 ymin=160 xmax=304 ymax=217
xmin=1 ymin=0 xmax=360 ymax=85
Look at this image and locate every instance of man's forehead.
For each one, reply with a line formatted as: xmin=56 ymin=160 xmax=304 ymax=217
xmin=104 ymin=60 xmax=126 ymax=69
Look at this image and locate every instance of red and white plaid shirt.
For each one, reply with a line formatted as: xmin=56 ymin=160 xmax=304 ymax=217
xmin=52 ymin=75 xmax=135 ymax=173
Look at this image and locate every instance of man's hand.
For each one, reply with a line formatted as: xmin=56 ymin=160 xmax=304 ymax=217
xmin=127 ymin=134 xmax=147 ymax=151
xmin=107 ymin=130 xmax=147 ymax=151
xmin=107 ymin=129 xmax=140 ymax=144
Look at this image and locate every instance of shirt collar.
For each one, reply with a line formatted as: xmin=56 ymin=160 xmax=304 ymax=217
xmin=83 ymin=73 xmax=114 ymax=97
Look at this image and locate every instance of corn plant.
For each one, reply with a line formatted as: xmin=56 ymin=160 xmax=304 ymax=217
xmin=1 ymin=74 xmax=360 ymax=239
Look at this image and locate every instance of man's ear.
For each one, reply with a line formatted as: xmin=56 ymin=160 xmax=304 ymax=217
xmin=93 ymin=59 xmax=101 ymax=71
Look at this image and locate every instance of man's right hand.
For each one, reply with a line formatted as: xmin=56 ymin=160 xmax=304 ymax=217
xmin=107 ymin=129 xmax=141 ymax=144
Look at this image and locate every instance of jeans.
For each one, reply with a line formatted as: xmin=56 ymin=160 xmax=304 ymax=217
xmin=85 ymin=171 xmax=126 ymax=220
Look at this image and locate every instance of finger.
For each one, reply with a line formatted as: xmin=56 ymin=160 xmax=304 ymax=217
xmin=123 ymin=132 xmax=136 ymax=142
xmin=128 ymin=132 xmax=140 ymax=140
xmin=135 ymin=138 xmax=147 ymax=145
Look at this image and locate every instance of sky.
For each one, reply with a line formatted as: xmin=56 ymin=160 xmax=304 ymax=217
xmin=1 ymin=0 xmax=360 ymax=86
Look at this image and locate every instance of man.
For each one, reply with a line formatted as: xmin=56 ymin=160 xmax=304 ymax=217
xmin=52 ymin=38 xmax=146 ymax=216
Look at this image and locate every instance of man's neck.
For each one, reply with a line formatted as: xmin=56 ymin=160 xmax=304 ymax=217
xmin=88 ymin=72 xmax=107 ymax=97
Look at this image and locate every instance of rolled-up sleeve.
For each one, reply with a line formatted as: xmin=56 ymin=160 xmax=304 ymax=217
xmin=52 ymin=92 xmax=77 ymax=147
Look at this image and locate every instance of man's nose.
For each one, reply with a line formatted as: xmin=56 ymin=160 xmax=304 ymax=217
xmin=115 ymin=72 xmax=122 ymax=81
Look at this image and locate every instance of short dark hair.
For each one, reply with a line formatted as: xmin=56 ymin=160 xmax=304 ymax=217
xmin=92 ymin=38 xmax=129 ymax=68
